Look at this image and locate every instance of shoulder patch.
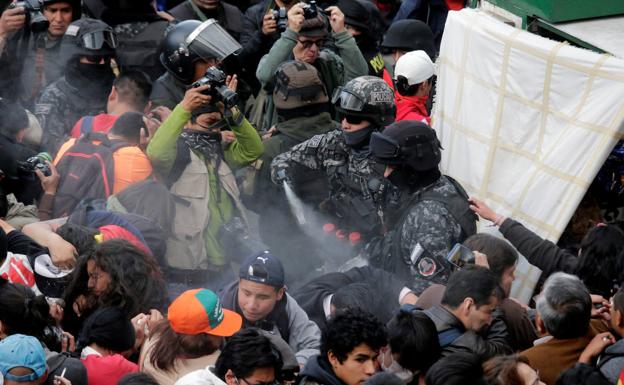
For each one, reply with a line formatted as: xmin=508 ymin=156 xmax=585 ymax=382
xmin=65 ymin=25 xmax=80 ymax=36
xmin=307 ymin=134 xmax=323 ymax=148
xmin=35 ymin=104 xmax=53 ymax=115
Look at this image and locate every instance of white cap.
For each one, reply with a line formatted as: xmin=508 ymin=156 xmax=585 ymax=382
xmin=394 ymin=50 xmax=435 ymax=85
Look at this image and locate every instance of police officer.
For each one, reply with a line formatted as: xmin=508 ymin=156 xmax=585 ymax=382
xmin=366 ymin=120 xmax=477 ymax=294
xmin=0 ymin=0 xmax=80 ymax=109
xmin=150 ymin=19 xmax=242 ymax=109
xmin=271 ymin=75 xmax=397 ymax=240
xmin=35 ymin=18 xmax=117 ymax=155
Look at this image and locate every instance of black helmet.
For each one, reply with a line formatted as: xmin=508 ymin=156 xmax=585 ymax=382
xmin=61 ymin=18 xmax=117 ymax=61
xmin=381 ymin=20 xmax=436 ymax=59
xmin=370 ymin=120 xmax=441 ymax=171
xmin=332 ymin=76 xmax=396 ymax=128
xmin=159 ymin=19 xmax=242 ymax=84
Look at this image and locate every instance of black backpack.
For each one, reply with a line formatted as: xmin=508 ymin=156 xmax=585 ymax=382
xmin=52 ymin=133 xmax=130 ymax=218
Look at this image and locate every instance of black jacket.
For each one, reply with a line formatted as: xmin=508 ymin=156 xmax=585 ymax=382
xmin=169 ymin=0 xmax=244 ymax=40
xmin=293 ymin=266 xmax=408 ymax=332
xmin=423 ymin=305 xmax=512 ymax=360
xmin=298 ymin=356 xmax=343 ymax=385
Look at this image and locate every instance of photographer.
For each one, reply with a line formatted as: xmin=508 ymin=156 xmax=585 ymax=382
xmin=0 ymin=0 xmax=80 ymax=109
xmin=150 ymin=19 xmax=242 ymax=110
xmin=146 ymin=78 xmax=263 ymax=296
xmin=255 ymin=1 xmax=368 ymax=131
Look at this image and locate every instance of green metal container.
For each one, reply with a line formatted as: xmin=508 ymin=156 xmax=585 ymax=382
xmin=484 ymin=0 xmax=624 ymax=23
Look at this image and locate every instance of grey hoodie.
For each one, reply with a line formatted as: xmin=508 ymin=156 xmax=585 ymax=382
xmin=598 ymin=338 xmax=624 ymax=383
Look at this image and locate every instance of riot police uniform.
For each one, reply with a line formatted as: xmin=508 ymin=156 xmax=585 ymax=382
xmin=271 ymin=76 xmax=399 ymax=239
xmin=366 ymin=120 xmax=477 ymax=294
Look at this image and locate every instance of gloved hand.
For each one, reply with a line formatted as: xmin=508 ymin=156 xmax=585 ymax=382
xmin=273 ymin=168 xmax=292 ymax=186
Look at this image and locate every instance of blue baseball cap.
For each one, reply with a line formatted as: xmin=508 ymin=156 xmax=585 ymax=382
xmin=0 ymin=334 xmax=47 ymax=382
xmin=239 ymin=251 xmax=285 ymax=288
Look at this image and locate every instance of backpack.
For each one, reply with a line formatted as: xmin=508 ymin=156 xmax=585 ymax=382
xmin=52 ymin=133 xmax=130 ymax=218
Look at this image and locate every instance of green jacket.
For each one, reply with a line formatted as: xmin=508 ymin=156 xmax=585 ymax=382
xmin=254 ymin=28 xmax=369 ymax=131
xmin=147 ymin=104 xmax=264 ymax=268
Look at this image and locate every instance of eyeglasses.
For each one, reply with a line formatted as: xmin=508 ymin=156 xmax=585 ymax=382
xmin=236 ymin=377 xmax=280 ymax=385
xmin=297 ymin=38 xmax=324 ymax=49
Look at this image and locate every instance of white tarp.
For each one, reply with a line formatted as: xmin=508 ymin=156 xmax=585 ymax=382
xmin=432 ymin=8 xmax=624 ymax=302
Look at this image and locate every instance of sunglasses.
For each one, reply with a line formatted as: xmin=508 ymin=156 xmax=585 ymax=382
xmin=343 ymin=114 xmax=365 ymax=125
xmin=297 ymin=38 xmax=324 ymax=49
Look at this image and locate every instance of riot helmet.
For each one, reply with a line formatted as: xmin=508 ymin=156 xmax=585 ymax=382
xmin=370 ymin=120 xmax=441 ymax=171
xmin=61 ymin=18 xmax=117 ymax=61
xmin=332 ymin=76 xmax=396 ymax=128
xmin=159 ymin=19 xmax=242 ymax=84
xmin=381 ymin=20 xmax=436 ymax=59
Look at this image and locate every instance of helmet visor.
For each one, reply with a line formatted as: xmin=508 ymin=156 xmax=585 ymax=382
xmin=370 ymin=131 xmax=401 ymax=162
xmin=81 ymin=29 xmax=118 ymax=50
xmin=187 ymin=19 xmax=242 ymax=61
xmin=331 ymin=86 xmax=366 ymax=112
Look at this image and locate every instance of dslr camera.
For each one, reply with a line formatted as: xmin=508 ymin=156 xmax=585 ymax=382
xmin=19 ymin=155 xmax=51 ymax=177
xmin=8 ymin=0 xmax=49 ymax=33
xmin=271 ymin=7 xmax=287 ymax=33
xmin=302 ymin=0 xmax=318 ymax=19
xmin=191 ymin=66 xmax=239 ymax=109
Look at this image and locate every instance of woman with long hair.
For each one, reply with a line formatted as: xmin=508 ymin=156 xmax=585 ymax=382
xmin=62 ymin=239 xmax=167 ymax=335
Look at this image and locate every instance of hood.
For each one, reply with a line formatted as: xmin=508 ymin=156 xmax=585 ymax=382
xmin=276 ymin=112 xmax=337 ymax=142
xmin=604 ymin=339 xmax=624 ymax=355
xmin=300 ymin=356 xmax=344 ymax=385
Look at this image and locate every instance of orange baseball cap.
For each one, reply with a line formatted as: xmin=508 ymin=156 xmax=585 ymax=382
xmin=167 ymin=289 xmax=242 ymax=337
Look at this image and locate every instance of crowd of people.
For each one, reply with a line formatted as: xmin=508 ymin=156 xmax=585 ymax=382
xmin=0 ymin=1 xmax=623 ymax=385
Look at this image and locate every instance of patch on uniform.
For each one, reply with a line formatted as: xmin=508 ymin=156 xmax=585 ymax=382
xmin=65 ymin=25 xmax=80 ymax=36
xmin=35 ymin=104 xmax=52 ymax=115
xmin=417 ymin=257 xmax=438 ymax=277
xmin=307 ymin=135 xmax=323 ymax=148
xmin=370 ymin=91 xmax=393 ymax=104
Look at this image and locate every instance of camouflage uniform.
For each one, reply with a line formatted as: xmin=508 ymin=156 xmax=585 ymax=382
xmin=35 ymin=77 xmax=108 ymax=155
xmin=366 ymin=175 xmax=472 ymax=294
xmin=270 ymin=129 xmax=395 ymax=237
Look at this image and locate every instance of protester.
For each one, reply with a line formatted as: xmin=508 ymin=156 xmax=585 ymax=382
xmin=62 ymin=239 xmax=167 ymax=336
xmin=78 ymin=307 xmax=139 ymax=385
xmin=521 ymin=272 xmax=610 ymax=385
xmin=423 ymin=266 xmax=511 ymax=360
xmin=213 ymin=328 xmax=284 ymax=385
xmin=0 ymin=334 xmax=49 ymax=385
xmin=425 ymin=352 xmax=486 ymax=385
xmin=470 ymin=197 xmax=624 ymax=299
xmin=380 ymin=19 xmax=435 ymax=83
xmin=219 ymin=251 xmax=321 ymax=365
xmin=482 ymin=355 xmax=545 ymax=385
xmin=597 ymin=285 xmax=624 ymax=382
xmin=140 ymin=288 xmax=242 ymax=385
xmin=297 ymin=308 xmax=387 ymax=385
xmin=35 ymin=18 xmax=118 ymax=155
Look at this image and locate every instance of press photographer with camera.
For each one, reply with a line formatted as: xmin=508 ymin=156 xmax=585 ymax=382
xmin=0 ymin=0 xmax=80 ymax=109
xmin=150 ymin=18 xmax=243 ymax=110
xmin=255 ymin=0 xmax=368 ymax=131
xmin=147 ymin=74 xmax=263 ymax=296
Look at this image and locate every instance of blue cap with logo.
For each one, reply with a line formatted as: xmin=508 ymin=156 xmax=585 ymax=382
xmin=239 ymin=251 xmax=285 ymax=288
xmin=0 ymin=334 xmax=47 ymax=382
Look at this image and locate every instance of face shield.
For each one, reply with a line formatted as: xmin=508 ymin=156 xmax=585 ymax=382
xmin=81 ymin=28 xmax=118 ymax=51
xmin=186 ymin=19 xmax=242 ymax=62
xmin=331 ymin=86 xmax=367 ymax=111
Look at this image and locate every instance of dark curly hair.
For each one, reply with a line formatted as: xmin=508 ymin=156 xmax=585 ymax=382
xmin=214 ymin=328 xmax=283 ymax=380
xmin=321 ymin=308 xmax=387 ymax=364
xmin=56 ymin=223 xmax=98 ymax=257
xmin=62 ymin=239 xmax=166 ymax=334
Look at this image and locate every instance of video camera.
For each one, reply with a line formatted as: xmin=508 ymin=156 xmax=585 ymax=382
xmin=191 ymin=66 xmax=238 ymax=109
xmin=8 ymin=0 xmax=49 ymax=33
